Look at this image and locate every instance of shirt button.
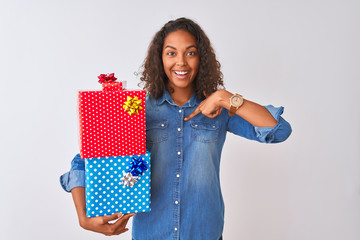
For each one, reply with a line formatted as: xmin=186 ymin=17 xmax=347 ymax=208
xmin=177 ymin=151 xmax=181 ymax=155
xmin=177 ymin=128 xmax=181 ymax=131
xmin=175 ymin=200 xmax=179 ymax=204
xmin=174 ymin=227 xmax=178 ymax=231
xmin=195 ymin=124 xmax=198 ymax=127
xmin=161 ymin=124 xmax=165 ymax=127
xmin=179 ymin=109 xmax=182 ymax=113
xmin=176 ymin=174 xmax=180 ymax=178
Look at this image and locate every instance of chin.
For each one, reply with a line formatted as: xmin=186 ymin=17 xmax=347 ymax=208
xmin=169 ymin=80 xmax=193 ymax=90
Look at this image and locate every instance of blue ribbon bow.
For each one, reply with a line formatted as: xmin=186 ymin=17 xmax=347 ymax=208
xmin=127 ymin=156 xmax=148 ymax=176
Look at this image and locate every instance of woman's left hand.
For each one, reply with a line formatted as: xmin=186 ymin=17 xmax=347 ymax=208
xmin=184 ymin=89 xmax=232 ymax=121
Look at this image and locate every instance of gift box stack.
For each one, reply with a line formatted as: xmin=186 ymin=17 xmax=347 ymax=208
xmin=78 ymin=73 xmax=151 ymax=217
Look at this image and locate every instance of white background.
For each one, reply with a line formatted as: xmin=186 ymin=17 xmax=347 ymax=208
xmin=0 ymin=0 xmax=359 ymax=239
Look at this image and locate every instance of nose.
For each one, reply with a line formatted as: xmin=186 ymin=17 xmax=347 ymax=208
xmin=176 ymin=54 xmax=187 ymax=66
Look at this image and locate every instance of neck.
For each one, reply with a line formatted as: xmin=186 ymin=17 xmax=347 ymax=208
xmin=169 ymin=87 xmax=194 ymax=107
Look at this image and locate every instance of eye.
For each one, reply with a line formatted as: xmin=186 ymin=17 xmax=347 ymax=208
xmin=187 ymin=51 xmax=196 ymax=56
xmin=166 ymin=52 xmax=175 ymax=56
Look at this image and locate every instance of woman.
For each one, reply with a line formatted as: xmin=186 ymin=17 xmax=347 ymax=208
xmin=61 ymin=18 xmax=292 ymax=240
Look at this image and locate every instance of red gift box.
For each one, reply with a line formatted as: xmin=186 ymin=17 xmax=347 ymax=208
xmin=102 ymin=82 xmax=123 ymax=91
xmin=78 ymin=82 xmax=146 ymax=159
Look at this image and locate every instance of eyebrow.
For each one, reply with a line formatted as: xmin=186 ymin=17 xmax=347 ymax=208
xmin=164 ymin=45 xmax=197 ymax=50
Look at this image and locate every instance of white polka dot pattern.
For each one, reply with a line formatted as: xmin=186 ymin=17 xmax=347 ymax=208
xmin=102 ymin=82 xmax=123 ymax=91
xmin=85 ymin=151 xmax=151 ymax=217
xmin=78 ymin=90 xmax=146 ymax=159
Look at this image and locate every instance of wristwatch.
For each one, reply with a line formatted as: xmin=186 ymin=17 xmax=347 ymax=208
xmin=229 ymin=94 xmax=244 ymax=116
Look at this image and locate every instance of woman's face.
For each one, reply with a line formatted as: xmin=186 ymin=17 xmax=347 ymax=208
xmin=162 ymin=30 xmax=199 ymax=93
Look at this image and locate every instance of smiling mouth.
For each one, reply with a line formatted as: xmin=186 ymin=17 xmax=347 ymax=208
xmin=174 ymin=71 xmax=189 ymax=75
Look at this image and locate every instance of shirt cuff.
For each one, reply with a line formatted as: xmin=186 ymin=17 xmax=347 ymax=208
xmin=254 ymin=105 xmax=284 ymax=143
xmin=59 ymin=170 xmax=85 ymax=193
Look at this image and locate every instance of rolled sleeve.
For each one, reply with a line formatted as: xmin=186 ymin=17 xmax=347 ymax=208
xmin=60 ymin=170 xmax=86 ymax=192
xmin=227 ymin=105 xmax=292 ymax=143
xmin=59 ymin=154 xmax=86 ymax=193
xmin=254 ymin=105 xmax=292 ymax=143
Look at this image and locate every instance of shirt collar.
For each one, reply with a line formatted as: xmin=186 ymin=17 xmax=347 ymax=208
xmin=156 ymin=90 xmax=201 ymax=108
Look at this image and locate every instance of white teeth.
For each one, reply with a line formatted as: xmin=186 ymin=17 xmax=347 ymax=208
xmin=175 ymin=71 xmax=188 ymax=75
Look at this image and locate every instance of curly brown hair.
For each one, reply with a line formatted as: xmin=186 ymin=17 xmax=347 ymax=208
xmin=139 ymin=17 xmax=224 ymax=100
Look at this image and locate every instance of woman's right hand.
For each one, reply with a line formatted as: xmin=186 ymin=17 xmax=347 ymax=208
xmin=80 ymin=212 xmax=136 ymax=236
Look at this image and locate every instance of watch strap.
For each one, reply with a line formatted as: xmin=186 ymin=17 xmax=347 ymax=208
xmin=229 ymin=105 xmax=237 ymax=116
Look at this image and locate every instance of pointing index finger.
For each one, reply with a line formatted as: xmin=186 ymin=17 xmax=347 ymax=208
xmin=184 ymin=107 xmax=201 ymax=121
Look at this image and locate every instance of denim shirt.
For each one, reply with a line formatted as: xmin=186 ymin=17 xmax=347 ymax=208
xmin=60 ymin=90 xmax=292 ymax=240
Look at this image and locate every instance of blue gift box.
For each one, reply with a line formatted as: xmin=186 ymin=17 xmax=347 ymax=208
xmin=85 ymin=151 xmax=151 ymax=217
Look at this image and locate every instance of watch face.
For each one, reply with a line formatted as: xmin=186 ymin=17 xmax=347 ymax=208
xmin=231 ymin=95 xmax=243 ymax=107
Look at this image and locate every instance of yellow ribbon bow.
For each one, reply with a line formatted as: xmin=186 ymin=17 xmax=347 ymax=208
xmin=123 ymin=96 xmax=143 ymax=115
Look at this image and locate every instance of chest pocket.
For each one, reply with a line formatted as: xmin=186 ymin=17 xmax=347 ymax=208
xmin=146 ymin=120 xmax=168 ymax=143
xmin=190 ymin=120 xmax=219 ymax=143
